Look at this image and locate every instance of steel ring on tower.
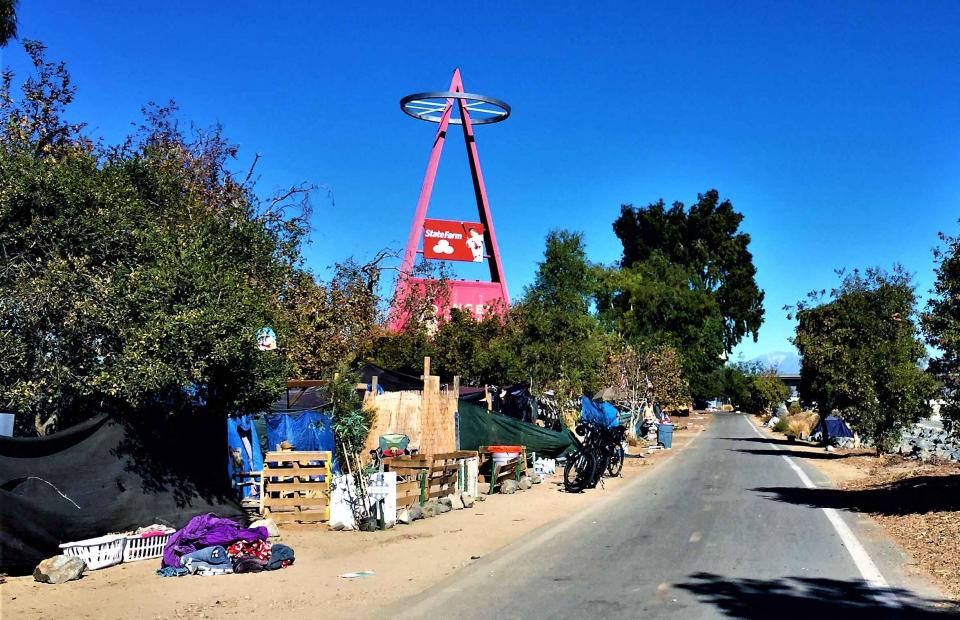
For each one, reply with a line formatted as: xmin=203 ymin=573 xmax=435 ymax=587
xmin=400 ymin=91 xmax=511 ymax=125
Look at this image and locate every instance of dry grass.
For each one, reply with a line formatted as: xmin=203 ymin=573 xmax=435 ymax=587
xmin=786 ymin=411 xmax=820 ymax=437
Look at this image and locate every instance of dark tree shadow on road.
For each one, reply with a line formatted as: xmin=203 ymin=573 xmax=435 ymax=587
xmin=675 ymin=572 xmax=957 ymax=618
xmin=754 ymin=475 xmax=960 ymax=516
xmin=719 ymin=436 xmax=815 ymax=447
xmin=735 ymin=448 xmax=861 ymax=460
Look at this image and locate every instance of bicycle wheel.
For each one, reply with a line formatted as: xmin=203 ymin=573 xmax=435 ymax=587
xmin=563 ymin=451 xmax=596 ymax=493
xmin=606 ymin=444 xmax=624 ymax=477
xmin=587 ymin=453 xmax=608 ymax=488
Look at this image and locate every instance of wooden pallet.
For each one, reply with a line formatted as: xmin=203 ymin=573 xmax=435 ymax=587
xmin=384 ymin=455 xmax=431 ymax=507
xmin=260 ymin=451 xmax=331 ymax=524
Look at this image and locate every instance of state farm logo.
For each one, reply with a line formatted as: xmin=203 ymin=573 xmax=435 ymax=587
xmin=425 ymin=228 xmax=463 ymax=240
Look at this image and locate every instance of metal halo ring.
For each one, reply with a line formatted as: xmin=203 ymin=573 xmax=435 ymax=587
xmin=400 ymin=91 xmax=511 ymax=125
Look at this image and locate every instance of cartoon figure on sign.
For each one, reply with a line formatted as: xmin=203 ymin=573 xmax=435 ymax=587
xmin=256 ymin=327 xmax=277 ymax=351
xmin=466 ymin=227 xmax=484 ymax=262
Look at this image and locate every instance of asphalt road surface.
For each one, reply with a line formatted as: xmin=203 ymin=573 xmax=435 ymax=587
xmin=404 ymin=413 xmax=951 ymax=619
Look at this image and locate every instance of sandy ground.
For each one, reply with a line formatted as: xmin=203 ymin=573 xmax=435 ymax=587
xmin=750 ymin=415 xmax=960 ymax=601
xmin=1 ymin=417 xmax=711 ymax=619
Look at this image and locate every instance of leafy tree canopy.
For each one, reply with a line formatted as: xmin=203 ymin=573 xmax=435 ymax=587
xmin=793 ymin=267 xmax=937 ymax=451
xmin=0 ymin=42 xmax=316 ymax=434
xmin=611 ymin=189 xmax=764 ymax=362
xmin=922 ymin=225 xmax=960 ymax=433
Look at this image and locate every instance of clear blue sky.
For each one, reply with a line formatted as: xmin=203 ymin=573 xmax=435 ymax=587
xmin=4 ymin=1 xmax=959 ymax=361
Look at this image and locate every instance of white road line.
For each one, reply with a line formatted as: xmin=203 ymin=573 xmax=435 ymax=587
xmin=745 ymin=416 xmax=901 ymax=608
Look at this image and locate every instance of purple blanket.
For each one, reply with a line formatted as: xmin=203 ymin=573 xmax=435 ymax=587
xmin=162 ymin=513 xmax=268 ymax=568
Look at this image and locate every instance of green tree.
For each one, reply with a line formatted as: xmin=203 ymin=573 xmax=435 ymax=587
xmin=607 ymin=190 xmax=764 ymax=392
xmin=922 ymin=226 xmax=960 ymax=433
xmin=742 ymin=370 xmax=789 ymax=415
xmin=793 ymin=267 xmax=937 ymax=451
xmin=0 ymin=0 xmax=16 ymax=47
xmin=596 ymin=255 xmax=725 ymax=392
xmin=0 ymin=42 xmax=309 ymax=434
xmin=518 ymin=230 xmax=606 ymax=403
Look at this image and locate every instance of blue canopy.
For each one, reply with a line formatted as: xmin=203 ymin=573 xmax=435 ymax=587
xmin=264 ymin=410 xmax=339 ymax=472
xmin=580 ymin=397 xmax=619 ymax=428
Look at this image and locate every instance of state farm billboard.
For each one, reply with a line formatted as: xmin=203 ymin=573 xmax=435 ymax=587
xmin=422 ymin=219 xmax=485 ymax=262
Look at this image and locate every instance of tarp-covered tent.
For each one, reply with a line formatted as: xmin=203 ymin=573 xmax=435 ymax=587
xmin=811 ymin=415 xmax=854 ymax=440
xmin=263 ymin=387 xmax=338 ymax=472
xmin=0 ymin=414 xmax=244 ymax=575
xmin=458 ymin=401 xmax=573 ymax=458
xmin=358 ymin=363 xmax=423 ymax=392
xmin=580 ymin=397 xmax=620 ymax=428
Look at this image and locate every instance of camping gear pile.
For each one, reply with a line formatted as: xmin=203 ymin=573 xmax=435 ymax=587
xmin=157 ymin=513 xmax=294 ymax=577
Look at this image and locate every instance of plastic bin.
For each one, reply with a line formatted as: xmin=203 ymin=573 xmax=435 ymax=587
xmin=123 ymin=530 xmax=173 ymax=562
xmin=59 ymin=534 xmax=126 ymax=570
xmin=657 ymin=423 xmax=674 ymax=449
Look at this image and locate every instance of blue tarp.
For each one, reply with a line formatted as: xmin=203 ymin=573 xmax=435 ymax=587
xmin=264 ymin=411 xmax=338 ymax=472
xmin=580 ymin=397 xmax=619 ymax=428
xmin=226 ymin=415 xmax=264 ymax=499
xmin=813 ymin=415 xmax=854 ymax=439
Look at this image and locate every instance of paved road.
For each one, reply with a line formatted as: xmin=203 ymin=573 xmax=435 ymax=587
xmin=405 ymin=413 xmax=950 ymax=619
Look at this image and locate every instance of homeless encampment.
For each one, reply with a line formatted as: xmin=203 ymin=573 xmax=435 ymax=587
xmin=457 ymin=401 xmax=573 ymax=458
xmin=0 ymin=413 xmax=244 ymax=575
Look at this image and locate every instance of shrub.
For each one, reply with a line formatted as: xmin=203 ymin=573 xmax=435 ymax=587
xmin=773 ymin=417 xmax=791 ymax=434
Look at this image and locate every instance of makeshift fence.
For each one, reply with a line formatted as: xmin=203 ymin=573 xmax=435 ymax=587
xmin=383 ymin=450 xmax=478 ymax=506
xmin=259 ymin=451 xmax=332 ymax=524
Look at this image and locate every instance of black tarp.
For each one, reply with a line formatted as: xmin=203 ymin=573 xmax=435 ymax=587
xmin=0 ymin=413 xmax=244 ymax=575
xmin=357 ymin=363 xmax=424 ymax=392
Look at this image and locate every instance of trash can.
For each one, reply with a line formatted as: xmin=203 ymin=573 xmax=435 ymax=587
xmin=657 ymin=423 xmax=674 ymax=449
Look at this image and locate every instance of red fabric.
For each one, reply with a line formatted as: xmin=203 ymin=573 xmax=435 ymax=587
xmin=227 ymin=539 xmax=271 ymax=561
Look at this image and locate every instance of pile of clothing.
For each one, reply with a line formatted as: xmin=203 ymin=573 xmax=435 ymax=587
xmin=156 ymin=513 xmax=294 ymax=577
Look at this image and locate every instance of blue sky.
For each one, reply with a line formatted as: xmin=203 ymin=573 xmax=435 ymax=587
xmin=4 ymin=1 xmax=959 ymax=361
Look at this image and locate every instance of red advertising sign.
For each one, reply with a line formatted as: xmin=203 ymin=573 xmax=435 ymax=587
xmin=422 ymin=219 xmax=486 ymax=262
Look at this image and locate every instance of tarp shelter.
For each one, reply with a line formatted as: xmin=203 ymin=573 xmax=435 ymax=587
xmin=263 ymin=386 xmax=339 ymax=472
xmin=812 ymin=415 xmax=854 ymax=440
xmin=0 ymin=414 xmax=244 ymax=575
xmin=226 ymin=415 xmax=263 ymax=499
xmin=580 ymin=397 xmax=619 ymax=428
xmin=358 ymin=363 xmax=423 ymax=392
xmin=457 ymin=401 xmax=573 ymax=458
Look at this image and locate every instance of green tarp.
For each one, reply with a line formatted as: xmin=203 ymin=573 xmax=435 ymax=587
xmin=458 ymin=401 xmax=574 ymax=458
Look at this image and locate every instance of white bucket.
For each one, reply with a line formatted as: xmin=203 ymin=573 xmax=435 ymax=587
xmin=492 ymin=451 xmax=520 ymax=467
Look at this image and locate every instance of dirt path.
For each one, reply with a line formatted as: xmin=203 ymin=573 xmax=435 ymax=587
xmin=1 ymin=417 xmax=711 ymax=619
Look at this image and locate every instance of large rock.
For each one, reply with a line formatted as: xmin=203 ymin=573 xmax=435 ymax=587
xmin=518 ymin=476 xmax=533 ymax=491
xmin=460 ymin=493 xmax=475 ymax=508
xmin=449 ymin=494 xmax=465 ymax=510
xmin=531 ymin=474 xmax=543 ymax=485
xmin=408 ymin=504 xmax=425 ymax=520
xmin=436 ymin=497 xmax=453 ymax=514
xmin=397 ymin=508 xmax=413 ymax=525
xmin=250 ymin=518 xmax=280 ymax=538
xmin=422 ymin=499 xmax=439 ymax=517
xmin=500 ymin=480 xmax=518 ymax=495
xmin=34 ymin=555 xmax=86 ymax=584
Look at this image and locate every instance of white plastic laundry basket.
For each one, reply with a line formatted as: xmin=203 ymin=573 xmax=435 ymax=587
xmin=123 ymin=532 xmax=172 ymax=562
xmin=59 ymin=534 xmax=126 ymax=570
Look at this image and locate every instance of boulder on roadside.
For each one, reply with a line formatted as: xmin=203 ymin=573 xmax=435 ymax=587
xmin=450 ymin=494 xmax=465 ymax=510
xmin=422 ymin=499 xmax=439 ymax=517
xmin=461 ymin=493 xmax=475 ymax=508
xmin=397 ymin=508 xmax=413 ymax=525
xmin=436 ymin=497 xmax=453 ymax=513
xmin=250 ymin=518 xmax=280 ymax=538
xmin=518 ymin=476 xmax=533 ymax=491
xmin=531 ymin=474 xmax=543 ymax=485
xmin=408 ymin=504 xmax=425 ymax=520
xmin=500 ymin=480 xmax=518 ymax=495
xmin=34 ymin=555 xmax=86 ymax=584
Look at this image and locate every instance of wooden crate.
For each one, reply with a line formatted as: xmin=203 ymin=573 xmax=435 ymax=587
xmin=260 ymin=451 xmax=331 ymax=524
xmin=384 ymin=455 xmax=431 ymax=507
